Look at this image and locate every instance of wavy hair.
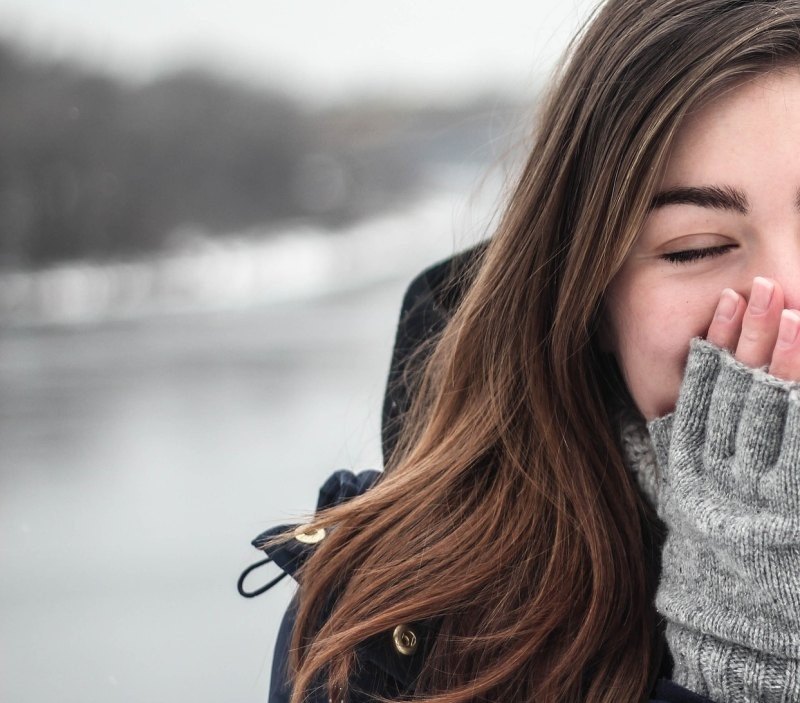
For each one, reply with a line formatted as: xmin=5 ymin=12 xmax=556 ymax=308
xmin=283 ymin=1 xmax=800 ymax=701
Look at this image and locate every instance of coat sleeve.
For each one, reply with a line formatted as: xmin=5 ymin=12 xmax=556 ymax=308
xmin=268 ymin=594 xmax=332 ymax=703
xmin=268 ymin=594 xmax=295 ymax=703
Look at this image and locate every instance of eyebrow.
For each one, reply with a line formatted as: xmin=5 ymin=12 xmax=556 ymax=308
xmin=648 ymin=185 xmax=750 ymax=214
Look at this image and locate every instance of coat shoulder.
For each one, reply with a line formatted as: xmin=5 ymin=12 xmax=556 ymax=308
xmin=250 ymin=468 xmax=436 ymax=702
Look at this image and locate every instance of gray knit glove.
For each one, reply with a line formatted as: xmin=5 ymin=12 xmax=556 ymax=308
xmin=646 ymin=337 xmax=800 ymax=703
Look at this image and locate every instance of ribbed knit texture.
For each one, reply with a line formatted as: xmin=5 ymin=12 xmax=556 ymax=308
xmin=614 ymin=337 xmax=800 ymax=703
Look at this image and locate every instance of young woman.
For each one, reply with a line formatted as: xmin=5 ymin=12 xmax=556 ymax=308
xmin=241 ymin=1 xmax=800 ymax=700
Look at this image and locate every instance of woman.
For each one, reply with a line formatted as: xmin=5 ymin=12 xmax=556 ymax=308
xmin=241 ymin=1 xmax=800 ymax=701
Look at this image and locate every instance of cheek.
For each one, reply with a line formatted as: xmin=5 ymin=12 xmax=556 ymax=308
xmin=609 ymin=284 xmax=714 ymax=420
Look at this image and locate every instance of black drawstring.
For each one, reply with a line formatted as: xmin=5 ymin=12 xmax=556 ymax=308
xmin=237 ymin=556 xmax=288 ymax=598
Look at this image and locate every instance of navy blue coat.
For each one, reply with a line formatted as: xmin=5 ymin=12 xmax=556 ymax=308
xmin=240 ymin=244 xmax=716 ymax=703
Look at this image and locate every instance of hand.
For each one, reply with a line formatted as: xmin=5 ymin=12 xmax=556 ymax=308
xmin=706 ymin=276 xmax=800 ymax=381
xmin=646 ymin=285 xmax=800 ymax=701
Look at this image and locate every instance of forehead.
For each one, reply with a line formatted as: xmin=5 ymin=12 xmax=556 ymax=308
xmin=662 ymin=67 xmax=800 ymax=186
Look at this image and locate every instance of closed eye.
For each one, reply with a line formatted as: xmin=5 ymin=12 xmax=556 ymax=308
xmin=659 ymin=244 xmax=737 ymax=264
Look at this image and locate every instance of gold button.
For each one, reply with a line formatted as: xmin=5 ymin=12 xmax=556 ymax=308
xmin=392 ymin=624 xmax=418 ymax=656
xmin=294 ymin=525 xmax=326 ymax=544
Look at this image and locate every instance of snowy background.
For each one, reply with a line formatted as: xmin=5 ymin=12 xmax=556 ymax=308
xmin=0 ymin=2 xmax=598 ymax=701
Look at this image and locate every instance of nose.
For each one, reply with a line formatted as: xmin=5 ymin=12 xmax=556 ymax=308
xmin=746 ymin=239 xmax=800 ymax=310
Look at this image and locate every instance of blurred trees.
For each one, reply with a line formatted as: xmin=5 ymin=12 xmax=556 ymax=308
xmin=0 ymin=41 xmax=525 ymax=269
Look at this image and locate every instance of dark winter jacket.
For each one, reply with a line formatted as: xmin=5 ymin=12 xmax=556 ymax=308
xmin=239 ymin=243 xmax=716 ymax=703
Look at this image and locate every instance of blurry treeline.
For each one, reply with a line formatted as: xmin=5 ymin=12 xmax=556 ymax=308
xmin=0 ymin=40 xmax=529 ymax=270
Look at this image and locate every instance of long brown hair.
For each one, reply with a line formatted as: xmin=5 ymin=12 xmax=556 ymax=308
xmin=283 ymin=2 xmax=800 ymax=701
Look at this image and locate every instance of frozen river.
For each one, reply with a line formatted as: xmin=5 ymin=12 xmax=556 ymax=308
xmin=0 ymin=181 xmax=495 ymax=702
xmin=1 ymin=275 xmax=417 ymax=703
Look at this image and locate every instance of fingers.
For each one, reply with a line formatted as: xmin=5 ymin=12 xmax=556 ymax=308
xmin=768 ymin=309 xmax=800 ymax=381
xmin=707 ymin=278 xmax=800 ymax=382
xmin=735 ymin=277 xmax=784 ymax=369
xmin=706 ymin=288 xmax=746 ymax=352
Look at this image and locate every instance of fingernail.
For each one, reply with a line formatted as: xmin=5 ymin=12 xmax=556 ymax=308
xmin=749 ymin=277 xmax=774 ymax=313
xmin=778 ymin=309 xmax=800 ymax=347
xmin=715 ymin=288 xmax=739 ymax=322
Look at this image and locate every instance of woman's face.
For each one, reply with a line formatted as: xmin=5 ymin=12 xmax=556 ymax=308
xmin=604 ymin=67 xmax=800 ymax=421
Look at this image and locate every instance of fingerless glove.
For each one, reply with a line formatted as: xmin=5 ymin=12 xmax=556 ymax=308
xmin=646 ymin=337 xmax=800 ymax=702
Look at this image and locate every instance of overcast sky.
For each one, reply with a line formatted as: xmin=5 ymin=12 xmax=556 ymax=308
xmin=0 ymin=0 xmax=600 ymax=105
